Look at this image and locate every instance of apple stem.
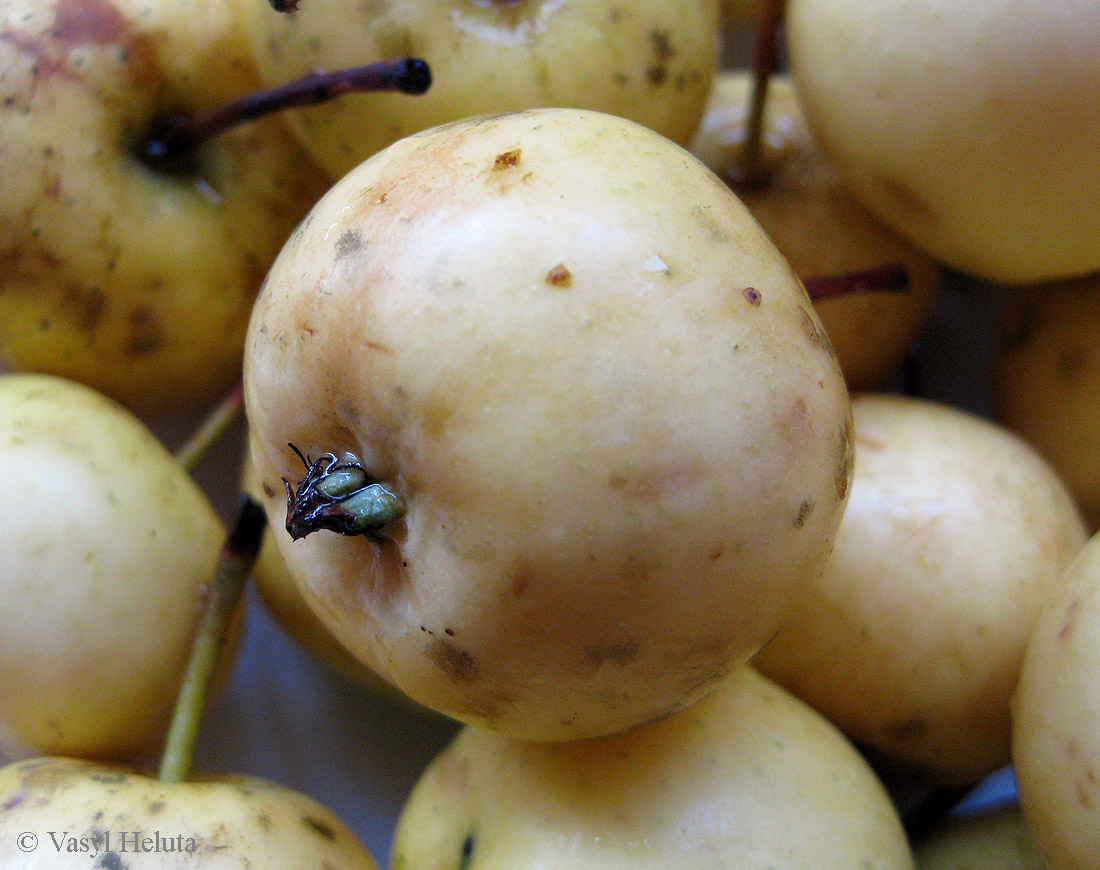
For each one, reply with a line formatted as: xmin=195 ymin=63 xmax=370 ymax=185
xmin=158 ymin=496 xmax=267 ymax=785
xmin=803 ymin=263 xmax=909 ymax=302
xmin=731 ymin=0 xmax=786 ymax=187
xmin=174 ymin=381 xmax=245 ymax=473
xmin=139 ymin=57 xmax=432 ymax=172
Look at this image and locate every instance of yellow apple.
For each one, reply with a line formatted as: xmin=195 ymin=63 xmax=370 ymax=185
xmin=244 ymin=108 xmax=853 ymax=740
xmin=0 ymin=0 xmax=330 ymax=413
xmin=785 ymin=0 xmax=1100 ymax=284
xmin=242 ymin=0 xmax=719 ymax=178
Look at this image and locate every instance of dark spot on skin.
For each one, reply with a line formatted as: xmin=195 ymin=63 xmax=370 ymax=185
xmin=585 ymin=641 xmax=640 ymax=668
xmin=509 ymin=559 xmax=533 ymax=598
xmin=53 ymin=0 xmax=131 ymax=45
xmin=884 ymin=715 xmax=928 ymax=741
xmin=302 ymin=815 xmax=337 ymax=841
xmin=126 ymin=307 xmax=163 ymax=357
xmin=445 ymin=627 xmax=455 ymax=636
xmin=742 ymin=286 xmax=762 ymax=306
xmin=793 ymin=500 xmax=814 ymax=528
xmin=94 ymin=851 xmax=126 ymax=870
xmin=335 ymin=229 xmax=363 ymax=260
xmin=146 ymin=800 xmax=164 ymax=814
xmin=492 ymin=149 xmax=521 ymax=170
xmin=256 ymin=812 xmax=272 ymax=831
xmin=428 ymin=638 xmax=480 ymax=683
xmin=262 ymin=481 xmax=276 ymax=499
xmin=648 ymin=29 xmax=674 ymax=61
xmin=875 ymin=174 xmax=938 ymax=225
xmin=545 ymin=263 xmax=571 ymax=287
xmin=89 ymin=772 xmax=127 ymax=784
xmin=1 ymin=792 xmax=24 ymax=812
xmin=645 ymin=64 xmax=667 ymax=87
xmin=64 ymin=285 xmax=106 ymax=332
xmin=458 ymin=832 xmax=476 ymax=870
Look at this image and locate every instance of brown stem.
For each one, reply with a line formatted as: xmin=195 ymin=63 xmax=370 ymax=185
xmin=174 ymin=382 xmax=245 ymax=473
xmin=803 ymin=263 xmax=910 ymax=303
xmin=158 ymin=496 xmax=267 ymax=784
xmin=729 ymin=0 xmax=786 ymax=187
xmin=140 ymin=57 xmax=431 ymax=172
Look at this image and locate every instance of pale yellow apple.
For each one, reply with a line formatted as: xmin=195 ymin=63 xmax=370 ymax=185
xmin=993 ymin=276 xmax=1100 ymax=530
xmin=0 ymin=0 xmax=330 ymax=413
xmin=0 ymin=374 xmax=226 ymax=762
xmin=785 ymin=0 xmax=1100 ymax=284
xmin=690 ymin=71 xmax=940 ymax=390
xmin=242 ymin=0 xmax=719 ymax=178
xmin=391 ymin=666 xmax=914 ymax=870
xmin=1013 ymin=529 xmax=1100 ymax=870
xmin=0 ymin=756 xmax=378 ymax=868
xmin=244 ymin=108 xmax=853 ymax=740
xmin=754 ymin=393 xmax=1087 ymax=785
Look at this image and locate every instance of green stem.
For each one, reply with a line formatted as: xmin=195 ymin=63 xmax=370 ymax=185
xmin=174 ymin=382 xmax=244 ymax=473
xmin=732 ymin=0 xmax=786 ymax=186
xmin=157 ymin=496 xmax=267 ymax=784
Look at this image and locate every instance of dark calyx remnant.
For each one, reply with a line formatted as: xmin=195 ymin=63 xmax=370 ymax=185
xmin=283 ymin=444 xmax=405 ymax=542
xmin=138 ymin=57 xmax=431 ymax=173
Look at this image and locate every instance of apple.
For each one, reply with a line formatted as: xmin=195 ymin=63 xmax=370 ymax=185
xmin=1013 ymin=528 xmax=1100 ymax=870
xmin=912 ymin=805 xmax=1045 ymax=870
xmin=993 ymin=275 xmax=1100 ymax=530
xmin=241 ymin=0 xmax=720 ymax=178
xmin=0 ymin=756 xmax=380 ymax=869
xmin=784 ymin=0 xmax=1100 ymax=284
xmin=754 ymin=393 xmax=1087 ymax=785
xmin=391 ymin=666 xmax=914 ymax=870
xmin=0 ymin=0 xmax=331 ymax=413
xmin=690 ymin=71 xmax=941 ymax=390
xmin=244 ymin=107 xmax=853 ymax=741
xmin=0 ymin=373 xmax=229 ymax=763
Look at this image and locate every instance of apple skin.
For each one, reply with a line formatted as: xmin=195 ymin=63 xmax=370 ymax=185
xmin=0 ymin=0 xmax=330 ymax=413
xmin=242 ymin=0 xmax=719 ymax=178
xmin=754 ymin=394 xmax=1087 ymax=786
xmin=0 ymin=756 xmax=379 ymax=868
xmin=785 ymin=0 xmax=1100 ymax=284
xmin=912 ymin=806 xmax=1046 ymax=870
xmin=0 ymin=373 xmax=229 ymax=763
xmin=690 ymin=72 xmax=940 ymax=391
xmin=993 ymin=276 xmax=1100 ymax=531
xmin=391 ymin=667 xmax=914 ymax=870
xmin=1012 ymin=529 xmax=1100 ymax=870
xmin=244 ymin=108 xmax=853 ymax=741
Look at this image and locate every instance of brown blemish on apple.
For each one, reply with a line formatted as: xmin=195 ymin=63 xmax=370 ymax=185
xmin=742 ymin=287 xmax=762 ymax=306
xmin=855 ymin=431 xmax=885 ymax=451
xmin=799 ymin=306 xmax=838 ymax=359
xmin=334 ymin=229 xmax=363 ymax=260
xmin=0 ymin=792 xmax=25 ymax=812
xmin=509 ymin=558 xmax=533 ymax=598
xmin=125 ymin=306 xmax=163 ymax=356
xmin=545 ymin=263 xmax=571 ymax=287
xmin=492 ymin=149 xmax=521 ymax=170
xmin=302 ymin=815 xmax=337 ymax=841
xmin=835 ymin=418 xmax=854 ymax=500
xmin=584 ymin=640 xmax=640 ymax=668
xmin=261 ymin=481 xmax=276 ymax=499
xmin=605 ymin=463 xmax=704 ymax=501
xmin=1058 ymin=597 xmax=1082 ymax=641
xmin=63 ymin=284 xmax=106 ymax=332
xmin=96 ymin=851 xmax=126 ymax=870
xmin=875 ymin=174 xmax=937 ymax=225
xmin=793 ymin=499 xmax=814 ymax=529
xmin=645 ymin=29 xmax=674 ymax=88
xmin=428 ymin=638 xmax=480 ymax=683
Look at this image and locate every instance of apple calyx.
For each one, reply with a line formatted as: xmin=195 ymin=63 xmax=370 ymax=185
xmin=283 ymin=445 xmax=405 ymax=542
xmin=139 ymin=58 xmax=432 ymax=173
xmin=802 ymin=263 xmax=909 ymax=302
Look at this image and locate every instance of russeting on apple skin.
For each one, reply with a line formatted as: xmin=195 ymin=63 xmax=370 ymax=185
xmin=785 ymin=0 xmax=1100 ymax=285
xmin=244 ymin=108 xmax=853 ymax=741
xmin=0 ymin=0 xmax=329 ymax=413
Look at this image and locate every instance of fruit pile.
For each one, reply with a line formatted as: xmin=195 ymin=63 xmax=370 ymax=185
xmin=0 ymin=0 xmax=1097 ymax=868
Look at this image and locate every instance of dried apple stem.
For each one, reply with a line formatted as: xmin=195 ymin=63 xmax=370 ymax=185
xmin=158 ymin=496 xmax=267 ymax=784
xmin=174 ymin=381 xmax=245 ymax=473
xmin=732 ymin=0 xmax=786 ymax=186
xmin=803 ymin=263 xmax=909 ymax=302
xmin=140 ymin=57 xmax=431 ymax=171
